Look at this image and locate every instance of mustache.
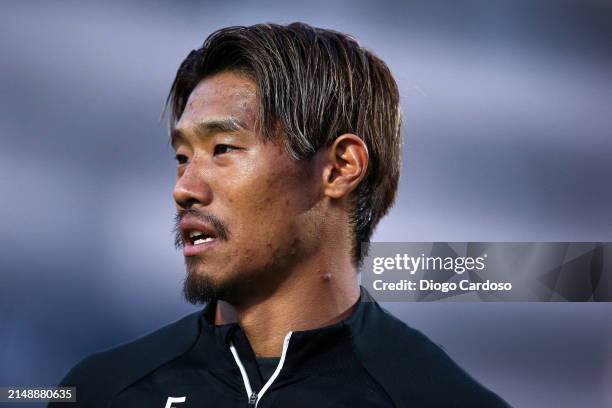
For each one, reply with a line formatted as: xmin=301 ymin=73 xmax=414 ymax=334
xmin=173 ymin=208 xmax=230 ymax=250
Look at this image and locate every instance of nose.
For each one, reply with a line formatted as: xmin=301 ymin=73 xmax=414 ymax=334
xmin=173 ymin=161 xmax=213 ymax=210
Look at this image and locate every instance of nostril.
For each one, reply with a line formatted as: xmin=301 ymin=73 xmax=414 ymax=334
xmin=176 ymin=197 xmax=201 ymax=210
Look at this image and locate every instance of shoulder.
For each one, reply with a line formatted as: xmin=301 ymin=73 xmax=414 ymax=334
xmin=353 ymin=301 xmax=512 ymax=407
xmin=50 ymin=310 xmax=202 ymax=408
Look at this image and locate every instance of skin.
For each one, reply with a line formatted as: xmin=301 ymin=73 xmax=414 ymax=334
xmin=172 ymin=71 xmax=369 ymax=356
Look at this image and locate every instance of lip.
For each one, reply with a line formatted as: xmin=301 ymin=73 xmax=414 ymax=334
xmin=180 ymin=217 xmax=221 ymax=257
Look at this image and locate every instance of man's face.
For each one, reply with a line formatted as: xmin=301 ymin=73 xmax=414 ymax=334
xmin=172 ymin=71 xmax=323 ymax=304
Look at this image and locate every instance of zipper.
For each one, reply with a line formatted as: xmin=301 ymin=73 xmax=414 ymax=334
xmin=230 ymin=331 xmax=293 ymax=408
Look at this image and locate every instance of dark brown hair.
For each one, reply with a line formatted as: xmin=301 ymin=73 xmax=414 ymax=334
xmin=166 ymin=22 xmax=402 ymax=266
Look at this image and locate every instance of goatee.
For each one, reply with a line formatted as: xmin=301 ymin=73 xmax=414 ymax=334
xmin=173 ymin=208 xmax=232 ymax=304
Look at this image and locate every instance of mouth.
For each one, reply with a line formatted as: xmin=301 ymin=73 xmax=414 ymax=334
xmin=188 ymin=230 xmax=217 ymax=246
xmin=180 ymin=220 xmax=221 ymax=256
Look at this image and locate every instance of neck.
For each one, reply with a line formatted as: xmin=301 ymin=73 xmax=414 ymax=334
xmin=214 ymin=257 xmax=360 ymax=357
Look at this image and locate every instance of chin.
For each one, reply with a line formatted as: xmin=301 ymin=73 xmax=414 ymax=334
xmin=183 ymin=263 xmax=245 ymax=305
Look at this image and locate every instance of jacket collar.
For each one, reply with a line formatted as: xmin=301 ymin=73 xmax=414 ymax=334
xmin=199 ymin=285 xmax=375 ymax=342
xmin=196 ymin=286 xmax=377 ymax=385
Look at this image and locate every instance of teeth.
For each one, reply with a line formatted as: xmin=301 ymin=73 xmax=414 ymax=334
xmin=193 ymin=237 xmax=215 ymax=245
xmin=189 ymin=230 xmax=204 ymax=238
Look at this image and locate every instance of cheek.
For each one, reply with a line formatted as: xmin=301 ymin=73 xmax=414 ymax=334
xmin=218 ymin=144 xmax=319 ymax=260
xmin=235 ymin=188 xmax=297 ymax=237
xmin=232 ymin=150 xmax=307 ymax=217
xmin=227 ymin=174 xmax=306 ymax=253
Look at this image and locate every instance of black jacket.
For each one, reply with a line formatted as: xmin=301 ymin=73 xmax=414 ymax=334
xmin=51 ymin=288 xmax=511 ymax=407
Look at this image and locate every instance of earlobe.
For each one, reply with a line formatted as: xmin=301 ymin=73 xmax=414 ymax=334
xmin=323 ymin=134 xmax=369 ymax=199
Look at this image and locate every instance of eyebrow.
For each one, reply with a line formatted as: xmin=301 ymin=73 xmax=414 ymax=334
xmin=170 ymin=117 xmax=249 ymax=149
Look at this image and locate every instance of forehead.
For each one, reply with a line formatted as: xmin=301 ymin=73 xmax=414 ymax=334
xmin=177 ymin=71 xmax=258 ymax=129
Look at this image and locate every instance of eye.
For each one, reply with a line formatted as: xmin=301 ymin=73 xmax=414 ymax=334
xmin=213 ymin=144 xmax=236 ymax=155
xmin=175 ymin=154 xmax=188 ymax=164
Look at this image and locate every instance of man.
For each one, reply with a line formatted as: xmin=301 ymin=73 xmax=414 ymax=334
xmin=52 ymin=23 xmax=510 ymax=407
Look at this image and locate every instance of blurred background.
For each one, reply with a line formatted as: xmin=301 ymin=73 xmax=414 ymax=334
xmin=1 ymin=1 xmax=611 ymax=407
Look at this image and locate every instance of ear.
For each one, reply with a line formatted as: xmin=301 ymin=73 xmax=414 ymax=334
xmin=322 ymin=134 xmax=369 ymax=199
